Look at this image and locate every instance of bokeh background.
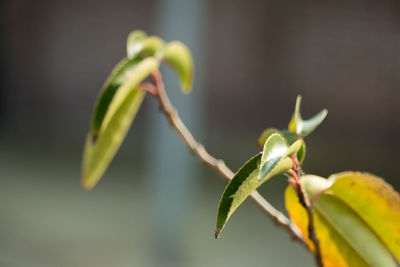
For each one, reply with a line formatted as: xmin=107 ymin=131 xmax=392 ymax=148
xmin=1 ymin=0 xmax=400 ymax=266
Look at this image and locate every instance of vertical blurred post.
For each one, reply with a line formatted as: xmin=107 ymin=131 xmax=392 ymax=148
xmin=146 ymin=0 xmax=208 ymax=266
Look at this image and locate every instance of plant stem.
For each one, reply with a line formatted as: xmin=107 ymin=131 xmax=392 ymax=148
xmin=148 ymin=70 xmax=308 ymax=248
xmin=289 ymin=156 xmax=324 ymax=267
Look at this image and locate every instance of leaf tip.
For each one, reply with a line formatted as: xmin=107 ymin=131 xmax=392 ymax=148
xmin=214 ymin=227 xmax=221 ymax=239
xmin=81 ymin=177 xmax=94 ymax=191
xmin=182 ymin=84 xmax=192 ymax=94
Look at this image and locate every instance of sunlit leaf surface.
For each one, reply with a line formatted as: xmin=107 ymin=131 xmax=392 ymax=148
xmin=91 ymin=56 xmax=144 ymax=136
xmin=257 ymin=129 xmax=306 ymax=163
xmin=288 ymin=95 xmax=327 ymax=137
xmin=328 ymin=172 xmax=400 ymax=262
xmin=285 ymin=175 xmax=397 ymax=267
xmin=82 ymin=58 xmax=159 ymax=189
xmin=126 ymin=30 xmax=164 ymax=59
xmin=160 ymin=41 xmax=194 ymax=93
xmin=215 ymin=154 xmax=293 ymax=238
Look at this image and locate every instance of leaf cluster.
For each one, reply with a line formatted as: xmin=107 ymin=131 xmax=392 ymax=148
xmin=81 ymin=30 xmax=194 ymax=189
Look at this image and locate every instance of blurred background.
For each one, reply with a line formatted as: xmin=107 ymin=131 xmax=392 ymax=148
xmin=1 ymin=0 xmax=400 ymax=266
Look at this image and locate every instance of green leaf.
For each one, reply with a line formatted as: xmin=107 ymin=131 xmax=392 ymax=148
xmin=126 ymin=30 xmax=147 ymax=58
xmin=282 ymin=130 xmax=306 ymax=163
xmin=257 ymin=129 xmax=306 ymax=163
xmin=328 ymin=172 xmax=400 ymax=262
xmin=215 ymin=153 xmax=292 ymax=238
xmin=100 ymin=58 xmax=159 ymax=132
xmin=258 ymin=133 xmax=302 ymax=180
xmin=91 ymin=56 xmax=144 ymax=136
xmin=259 ymin=134 xmax=288 ymax=179
xmin=126 ymin=30 xmax=164 ymax=59
xmin=288 ymin=95 xmax=328 ymax=137
xmin=160 ymin=41 xmax=194 ymax=93
xmin=82 ymin=57 xmax=160 ymax=190
xmin=286 ymin=175 xmax=397 ymax=267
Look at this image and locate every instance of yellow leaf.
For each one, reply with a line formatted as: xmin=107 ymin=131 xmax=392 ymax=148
xmin=329 ymin=172 xmax=400 ymax=262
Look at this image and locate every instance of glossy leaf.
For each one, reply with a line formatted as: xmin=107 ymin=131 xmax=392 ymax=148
xmin=100 ymin=58 xmax=159 ymax=131
xmin=127 ymin=30 xmax=164 ymax=59
xmin=259 ymin=134 xmax=288 ymax=179
xmin=282 ymin=130 xmax=306 ymax=163
xmin=82 ymin=58 xmax=160 ymax=190
xmin=328 ymin=172 xmax=400 ymax=262
xmin=91 ymin=56 xmax=144 ymax=136
xmin=258 ymin=133 xmax=302 ymax=180
xmin=288 ymin=95 xmax=328 ymax=137
xmin=215 ymin=153 xmax=292 ymax=238
xmin=160 ymin=41 xmax=193 ymax=93
xmin=286 ymin=175 xmax=397 ymax=267
xmin=257 ymin=129 xmax=306 ymax=163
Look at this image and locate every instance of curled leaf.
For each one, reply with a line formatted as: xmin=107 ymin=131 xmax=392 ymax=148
xmin=127 ymin=30 xmax=164 ymax=59
xmin=288 ymin=95 xmax=327 ymax=137
xmin=82 ymin=57 xmax=160 ymax=190
xmin=257 ymin=129 xmax=306 ymax=163
xmin=91 ymin=56 xmax=144 ymax=136
xmin=160 ymin=41 xmax=194 ymax=93
xmin=258 ymin=133 xmax=302 ymax=180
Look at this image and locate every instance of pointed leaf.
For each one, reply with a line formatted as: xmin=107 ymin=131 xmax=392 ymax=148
xmin=82 ymin=57 xmax=159 ymax=190
xmin=127 ymin=30 xmax=164 ymax=59
xmin=82 ymin=88 xmax=145 ymax=190
xmin=328 ymin=172 xmax=400 ymax=262
xmin=288 ymin=95 xmax=328 ymax=137
xmin=258 ymin=133 xmax=301 ymax=180
xmin=286 ymin=175 xmax=397 ymax=267
xmin=215 ymin=154 xmax=292 ymax=238
xmin=160 ymin=41 xmax=194 ymax=93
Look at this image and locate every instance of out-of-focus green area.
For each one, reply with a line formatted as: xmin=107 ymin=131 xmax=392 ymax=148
xmin=1 ymin=0 xmax=399 ymax=266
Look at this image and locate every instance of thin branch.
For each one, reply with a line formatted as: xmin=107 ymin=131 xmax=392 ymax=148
xmin=148 ymin=70 xmax=308 ymax=248
xmin=289 ymin=157 xmax=324 ymax=267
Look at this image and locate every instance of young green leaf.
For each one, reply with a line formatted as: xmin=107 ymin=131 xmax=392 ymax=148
xmin=82 ymin=88 xmax=146 ymax=190
xmin=215 ymin=153 xmax=292 ymax=238
xmin=126 ymin=30 xmax=147 ymax=58
xmin=100 ymin=58 xmax=159 ymax=132
xmin=91 ymin=56 xmax=144 ymax=137
xmin=281 ymin=130 xmax=306 ymax=163
xmin=160 ymin=41 xmax=193 ymax=93
xmin=258 ymin=133 xmax=302 ymax=180
xmin=328 ymin=172 xmax=400 ymax=262
xmin=126 ymin=30 xmax=164 ymax=59
xmin=259 ymin=134 xmax=288 ymax=179
xmin=288 ymin=95 xmax=328 ymax=137
xmin=257 ymin=129 xmax=306 ymax=163
xmin=286 ymin=175 xmax=397 ymax=267
xmin=82 ymin=57 xmax=160 ymax=190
